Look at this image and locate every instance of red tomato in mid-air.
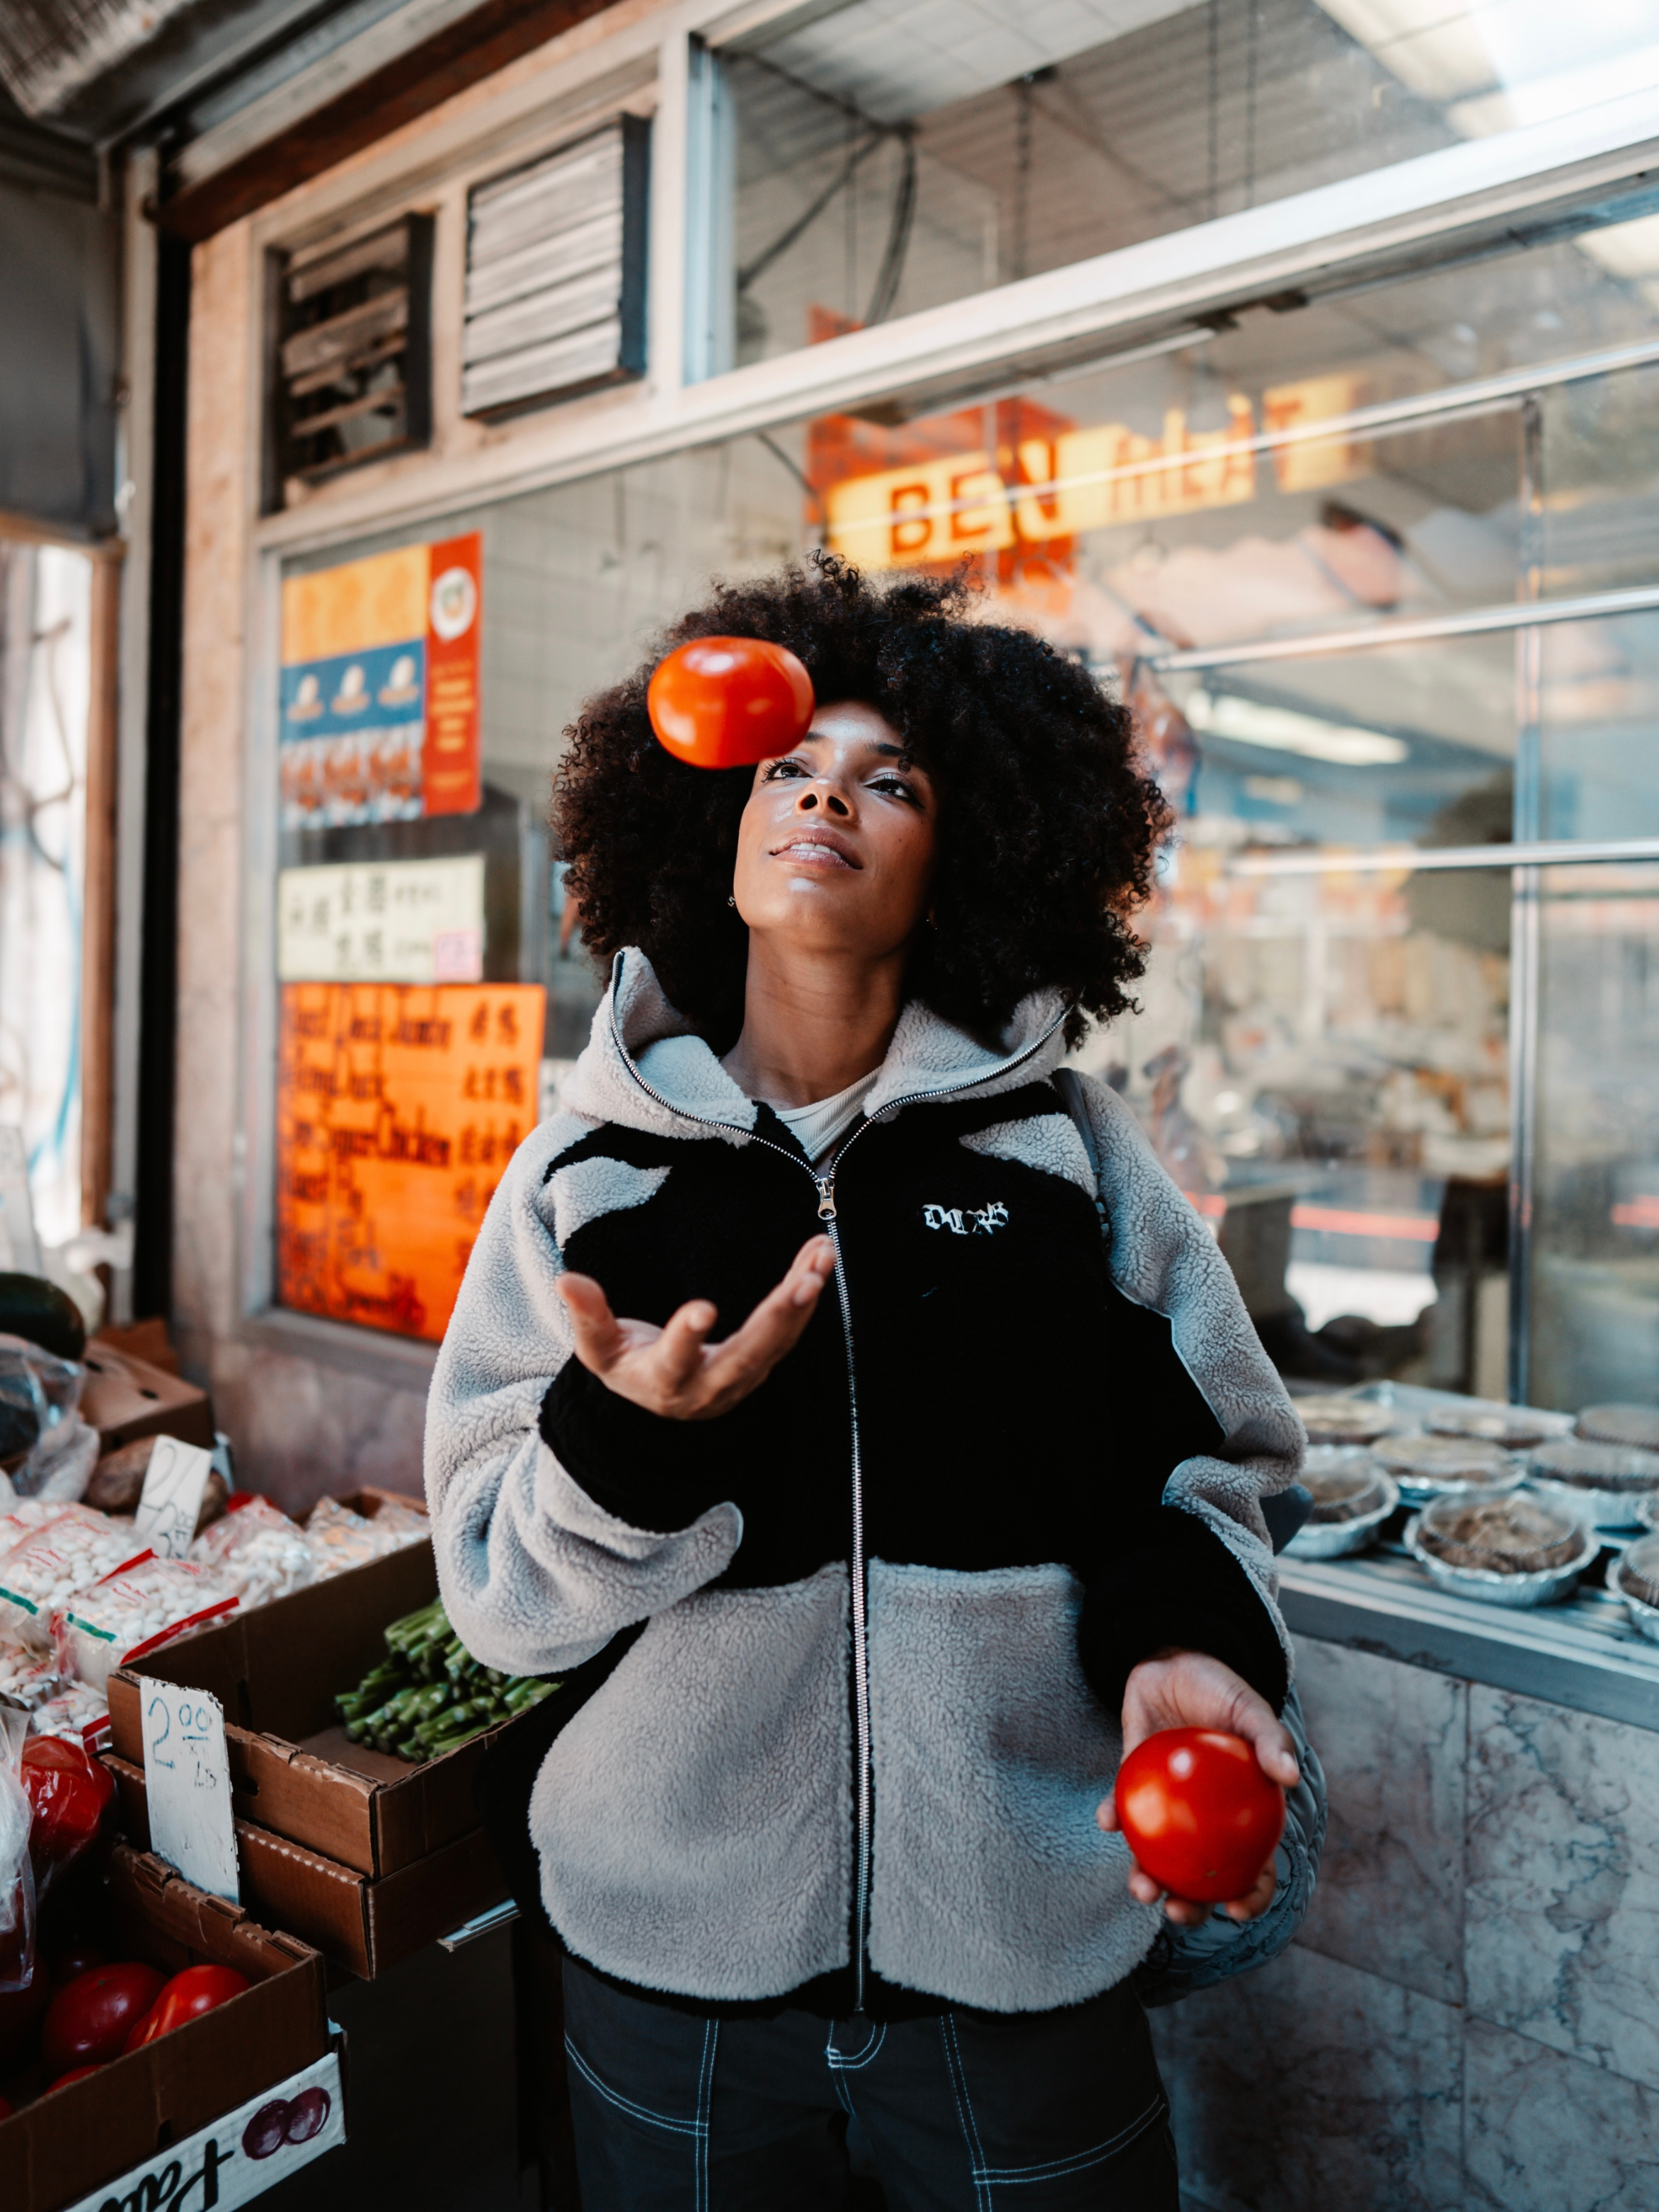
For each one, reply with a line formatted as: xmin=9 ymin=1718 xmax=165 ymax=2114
xmin=42 ymin=1962 xmax=165 ymax=2075
xmin=122 ymin=1964 xmax=250 ymax=2051
xmin=1113 ymin=1728 xmax=1285 ymax=1904
xmin=647 ymin=636 xmax=815 ymax=769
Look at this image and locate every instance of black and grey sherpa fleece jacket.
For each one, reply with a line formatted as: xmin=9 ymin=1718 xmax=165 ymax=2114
xmin=425 ymin=949 xmax=1304 ymax=2019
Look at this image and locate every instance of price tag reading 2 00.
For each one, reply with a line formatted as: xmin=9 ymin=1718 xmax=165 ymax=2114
xmin=141 ymin=1683 xmax=241 ymax=1905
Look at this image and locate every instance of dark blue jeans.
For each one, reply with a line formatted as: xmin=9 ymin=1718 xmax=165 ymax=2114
xmin=561 ymin=1956 xmax=1179 ymax=2211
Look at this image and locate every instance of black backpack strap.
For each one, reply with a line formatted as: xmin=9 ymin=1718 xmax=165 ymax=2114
xmin=1052 ymin=1066 xmax=1109 ymax=1237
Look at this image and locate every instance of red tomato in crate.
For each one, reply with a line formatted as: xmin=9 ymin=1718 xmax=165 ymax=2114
xmin=122 ymin=1964 xmax=250 ymax=2051
xmin=48 ymin=2065 xmax=103 ymax=2090
xmin=49 ymin=1944 xmax=107 ymax=1988
xmin=647 ymin=637 xmax=815 ymax=769
xmin=22 ymin=1739 xmax=115 ymax=1898
xmin=1113 ymin=1728 xmax=1285 ymax=1905
xmin=42 ymin=1962 xmax=164 ymax=2074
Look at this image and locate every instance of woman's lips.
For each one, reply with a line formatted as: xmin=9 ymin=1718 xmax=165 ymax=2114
xmin=771 ymin=835 xmax=860 ymax=869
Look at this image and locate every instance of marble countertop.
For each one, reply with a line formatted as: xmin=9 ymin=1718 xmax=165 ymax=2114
xmin=1280 ymin=1540 xmax=1659 ymax=1730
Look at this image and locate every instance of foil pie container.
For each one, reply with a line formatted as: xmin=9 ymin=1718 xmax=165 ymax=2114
xmin=1576 ymin=1403 xmax=1659 ymax=1453
xmin=1290 ymin=1394 xmax=1400 ymax=1448
xmin=1285 ymin=1448 xmax=1400 ymax=1559
xmin=1427 ymin=1406 xmax=1558 ymax=1450
xmin=1406 ymin=1489 xmax=1595 ymax=1608
xmin=1611 ymin=1535 xmax=1659 ymax=1645
xmin=1524 ymin=1438 xmax=1659 ymax=1530
xmin=1376 ymin=1432 xmax=1523 ymax=1507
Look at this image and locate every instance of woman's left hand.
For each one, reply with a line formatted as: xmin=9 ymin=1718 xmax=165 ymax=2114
xmin=1096 ymin=1648 xmax=1299 ymax=1927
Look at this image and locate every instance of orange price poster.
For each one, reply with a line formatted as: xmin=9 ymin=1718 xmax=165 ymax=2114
xmin=276 ymin=980 xmax=545 ymax=1343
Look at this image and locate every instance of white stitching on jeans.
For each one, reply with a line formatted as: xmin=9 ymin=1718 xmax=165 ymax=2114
xmin=564 ymin=2035 xmax=707 ymax=2138
xmin=694 ymin=2020 xmax=718 ymax=2212
xmin=938 ymin=2015 xmax=993 ymax=2212
xmin=826 ymin=2021 xmax=887 ymax=2072
xmin=971 ymin=2092 xmax=1169 ymax=2184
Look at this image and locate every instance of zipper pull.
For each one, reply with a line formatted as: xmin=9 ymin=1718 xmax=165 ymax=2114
xmin=815 ymin=1176 xmax=838 ymax=1221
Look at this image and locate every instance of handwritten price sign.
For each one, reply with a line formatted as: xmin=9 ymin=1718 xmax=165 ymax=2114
xmin=142 ymin=1683 xmax=241 ymax=1903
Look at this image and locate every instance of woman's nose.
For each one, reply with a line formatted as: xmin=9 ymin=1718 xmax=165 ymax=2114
xmin=797 ymin=786 xmax=852 ymax=817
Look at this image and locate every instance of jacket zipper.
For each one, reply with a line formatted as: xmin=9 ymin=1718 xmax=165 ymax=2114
xmin=608 ymin=965 xmax=1067 ymax=2009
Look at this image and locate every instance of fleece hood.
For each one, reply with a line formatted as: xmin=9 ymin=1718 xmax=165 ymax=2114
xmin=560 ymin=947 xmax=1072 ymax=1140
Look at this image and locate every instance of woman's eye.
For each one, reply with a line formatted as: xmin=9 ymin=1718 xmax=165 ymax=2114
xmin=763 ymin=758 xmax=808 ymax=781
xmin=871 ymin=775 xmax=919 ymax=804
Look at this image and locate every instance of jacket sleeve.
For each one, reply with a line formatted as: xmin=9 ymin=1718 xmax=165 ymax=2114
xmin=423 ymin=1113 xmax=742 ymax=1680
xmin=1065 ymin=1072 xmax=1304 ymax=1714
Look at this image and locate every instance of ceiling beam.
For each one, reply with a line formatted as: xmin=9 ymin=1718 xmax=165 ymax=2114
xmin=154 ymin=0 xmax=621 ymax=241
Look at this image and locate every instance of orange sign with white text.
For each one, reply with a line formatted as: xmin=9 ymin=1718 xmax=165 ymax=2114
xmin=819 ymin=377 xmax=1368 ymax=572
xmin=276 ymin=981 xmax=544 ymax=1342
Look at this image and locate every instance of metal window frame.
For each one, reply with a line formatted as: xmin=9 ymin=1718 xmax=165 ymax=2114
xmin=231 ymin=11 xmax=1659 ymax=1385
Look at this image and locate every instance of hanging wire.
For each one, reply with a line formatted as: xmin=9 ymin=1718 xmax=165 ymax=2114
xmin=737 ymin=127 xmax=887 ymax=294
xmin=863 ymin=130 xmax=917 ymax=326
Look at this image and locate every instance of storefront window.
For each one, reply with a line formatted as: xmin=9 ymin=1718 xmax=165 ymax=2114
xmin=1529 ymin=863 xmax=1659 ymax=1409
xmin=713 ymin=0 xmax=1659 ymax=372
xmin=265 ymin=202 xmax=1659 ymax=1404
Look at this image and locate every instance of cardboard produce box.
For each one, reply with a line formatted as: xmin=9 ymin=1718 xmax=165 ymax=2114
xmin=105 ymin=1755 xmax=506 ymax=1981
xmin=0 ymin=1844 xmax=333 ymax=2212
xmin=107 ymin=1491 xmax=503 ymax=1881
xmin=79 ymin=1339 xmax=214 ymax=1452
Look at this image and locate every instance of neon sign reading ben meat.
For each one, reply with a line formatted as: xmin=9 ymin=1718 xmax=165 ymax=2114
xmin=824 ymin=376 xmax=1367 ymax=571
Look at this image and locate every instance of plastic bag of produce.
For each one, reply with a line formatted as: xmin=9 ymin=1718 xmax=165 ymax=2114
xmin=28 ymin=1682 xmax=110 ymax=1746
xmin=0 ymin=1497 xmax=74 ymax=1553
xmin=191 ymin=1496 xmax=314 ymax=1608
xmin=0 ymin=1508 xmax=151 ymax=1650
xmin=304 ymin=1494 xmax=428 ymax=1578
xmin=0 ymin=1641 xmax=64 ymax=1712
xmin=0 ymin=1707 xmax=37 ymax=2001
xmin=52 ymin=1559 xmax=237 ymax=1692
xmin=20 ymin=1734 xmax=114 ymax=1906
xmin=0 ymin=1336 xmax=89 ymax=1500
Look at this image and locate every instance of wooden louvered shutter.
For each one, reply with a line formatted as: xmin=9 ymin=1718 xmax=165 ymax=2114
xmin=264 ymin=214 xmax=433 ymax=512
xmin=462 ymin=115 xmax=650 ymax=419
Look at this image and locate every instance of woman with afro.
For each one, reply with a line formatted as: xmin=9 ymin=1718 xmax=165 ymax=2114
xmin=426 ymin=554 xmax=1307 ymax=2209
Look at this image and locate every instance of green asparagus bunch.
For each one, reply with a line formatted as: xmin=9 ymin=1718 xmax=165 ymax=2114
xmin=335 ymin=1595 xmax=558 ymax=1762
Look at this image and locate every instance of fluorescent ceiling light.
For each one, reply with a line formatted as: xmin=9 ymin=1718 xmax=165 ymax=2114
xmin=1186 ymin=689 xmax=1409 ymax=767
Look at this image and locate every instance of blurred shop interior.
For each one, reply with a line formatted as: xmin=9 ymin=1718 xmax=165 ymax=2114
xmin=3 ymin=0 xmax=1659 ymax=1462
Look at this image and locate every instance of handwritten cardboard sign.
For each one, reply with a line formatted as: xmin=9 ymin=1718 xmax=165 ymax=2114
xmin=142 ymin=1683 xmax=241 ymax=1904
xmin=275 ymin=980 xmax=544 ymax=1342
xmin=59 ymin=2048 xmax=345 ymax=2212
xmin=136 ymin=1438 xmax=217 ymax=1561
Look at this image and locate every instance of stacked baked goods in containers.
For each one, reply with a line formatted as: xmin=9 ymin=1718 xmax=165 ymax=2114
xmin=1286 ymin=1391 xmax=1659 ymax=1615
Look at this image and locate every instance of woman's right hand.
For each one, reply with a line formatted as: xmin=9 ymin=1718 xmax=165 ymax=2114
xmin=554 ymin=1237 xmax=836 ymax=1421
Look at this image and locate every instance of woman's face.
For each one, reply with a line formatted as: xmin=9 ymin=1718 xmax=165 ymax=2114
xmin=730 ymin=699 xmax=938 ymax=961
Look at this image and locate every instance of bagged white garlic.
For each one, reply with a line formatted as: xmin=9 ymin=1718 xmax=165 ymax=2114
xmin=52 ymin=1558 xmax=238 ymax=1692
xmin=191 ymin=1497 xmax=314 ymax=1609
xmin=0 ymin=1508 xmax=149 ymax=1649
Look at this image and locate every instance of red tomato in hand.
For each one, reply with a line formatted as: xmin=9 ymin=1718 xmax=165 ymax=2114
xmin=42 ymin=1962 xmax=164 ymax=2074
xmin=122 ymin=1964 xmax=250 ymax=2051
xmin=1113 ymin=1728 xmax=1285 ymax=1904
xmin=647 ymin=636 xmax=815 ymax=769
